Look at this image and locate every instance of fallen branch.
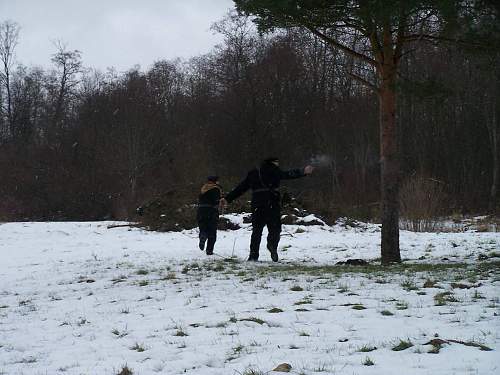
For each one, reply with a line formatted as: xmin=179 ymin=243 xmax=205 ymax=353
xmin=107 ymin=223 xmax=140 ymax=229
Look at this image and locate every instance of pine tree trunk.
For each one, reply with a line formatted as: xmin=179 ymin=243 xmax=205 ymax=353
xmin=379 ymin=67 xmax=401 ymax=264
xmin=488 ymin=98 xmax=498 ymax=213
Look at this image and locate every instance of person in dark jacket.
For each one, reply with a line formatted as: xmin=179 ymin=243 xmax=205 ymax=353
xmin=198 ymin=175 xmax=223 ymax=255
xmin=222 ymin=158 xmax=313 ymax=262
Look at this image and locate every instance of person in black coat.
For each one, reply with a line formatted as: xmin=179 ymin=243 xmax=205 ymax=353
xmin=198 ymin=175 xmax=223 ymax=255
xmin=223 ymin=158 xmax=313 ymax=262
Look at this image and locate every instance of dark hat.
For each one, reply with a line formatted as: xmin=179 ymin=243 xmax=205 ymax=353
xmin=207 ymin=175 xmax=219 ymax=182
xmin=263 ymin=157 xmax=279 ymax=164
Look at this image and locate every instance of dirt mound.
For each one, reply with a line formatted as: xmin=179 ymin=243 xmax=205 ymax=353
xmin=136 ymin=190 xmax=198 ymax=232
xmin=136 ymin=191 xmax=327 ymax=232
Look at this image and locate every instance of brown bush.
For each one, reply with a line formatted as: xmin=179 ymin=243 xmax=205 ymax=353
xmin=399 ymin=174 xmax=446 ymax=232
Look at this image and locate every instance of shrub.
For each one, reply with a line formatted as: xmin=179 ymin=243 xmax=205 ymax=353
xmin=399 ymin=174 xmax=446 ymax=232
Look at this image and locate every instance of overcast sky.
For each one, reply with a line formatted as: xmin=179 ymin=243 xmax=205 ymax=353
xmin=0 ymin=0 xmax=235 ymax=72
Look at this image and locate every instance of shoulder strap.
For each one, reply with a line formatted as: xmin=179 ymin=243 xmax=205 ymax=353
xmin=258 ymin=167 xmax=271 ymax=189
xmin=255 ymin=167 xmax=277 ymax=193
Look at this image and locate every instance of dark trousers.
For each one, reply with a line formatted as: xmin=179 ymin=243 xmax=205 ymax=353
xmin=198 ymin=208 xmax=218 ymax=254
xmin=249 ymin=205 xmax=281 ymax=260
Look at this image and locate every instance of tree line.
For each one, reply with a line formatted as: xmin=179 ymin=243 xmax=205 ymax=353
xmin=0 ymin=13 xmax=498 ymax=223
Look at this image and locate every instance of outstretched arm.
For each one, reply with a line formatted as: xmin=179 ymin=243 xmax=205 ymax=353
xmin=224 ymin=174 xmax=251 ymax=203
xmin=280 ymin=165 xmax=314 ymax=180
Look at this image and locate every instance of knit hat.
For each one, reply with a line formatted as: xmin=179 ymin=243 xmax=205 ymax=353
xmin=263 ymin=157 xmax=279 ymax=164
xmin=207 ymin=175 xmax=219 ymax=182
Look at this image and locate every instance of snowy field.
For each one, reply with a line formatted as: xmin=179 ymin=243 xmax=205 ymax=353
xmin=0 ymin=216 xmax=499 ymax=375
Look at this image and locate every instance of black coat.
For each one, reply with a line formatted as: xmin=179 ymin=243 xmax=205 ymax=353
xmin=197 ymin=183 xmax=222 ymax=219
xmin=225 ymin=162 xmax=305 ymax=209
xmin=198 ymin=183 xmax=222 ymax=208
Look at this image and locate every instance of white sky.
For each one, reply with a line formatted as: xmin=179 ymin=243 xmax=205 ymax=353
xmin=0 ymin=0 xmax=235 ymax=72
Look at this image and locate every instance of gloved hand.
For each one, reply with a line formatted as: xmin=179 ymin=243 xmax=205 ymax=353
xmin=304 ymin=165 xmax=314 ymax=175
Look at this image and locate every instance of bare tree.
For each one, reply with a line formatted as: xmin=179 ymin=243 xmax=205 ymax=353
xmin=486 ymin=53 xmax=500 ymax=213
xmin=0 ymin=20 xmax=20 ymax=138
xmin=50 ymin=40 xmax=82 ymax=134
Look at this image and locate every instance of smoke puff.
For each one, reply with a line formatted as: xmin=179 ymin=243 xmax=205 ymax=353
xmin=309 ymin=154 xmax=332 ymax=167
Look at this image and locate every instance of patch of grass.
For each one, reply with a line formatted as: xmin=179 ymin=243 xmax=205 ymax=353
xmin=392 ymin=339 xmax=413 ymax=351
xmin=162 ymin=272 xmax=176 ymax=280
xmin=232 ymin=344 xmax=245 ymax=354
xmin=130 ymin=343 xmax=146 ymax=352
xmin=298 ymin=331 xmax=310 ymax=337
xmin=240 ymin=317 xmax=266 ymax=325
xmin=294 ymin=298 xmax=312 ymax=305
xmin=111 ymin=275 xmax=128 ymax=284
xmin=138 ymin=280 xmax=149 ymax=287
xmin=258 ymin=261 xmax=500 ymax=281
xmin=423 ymin=279 xmax=438 ymax=288
xmin=434 ymin=292 xmax=458 ymax=306
xmin=395 ymin=300 xmax=409 ymax=310
xmin=111 ymin=328 xmax=128 ymax=338
xmin=337 ymin=283 xmax=350 ymax=293
xmin=174 ymin=329 xmax=188 ymax=337
xmin=136 ymin=269 xmax=149 ymax=275
xmin=212 ymin=263 xmax=225 ymax=272
xmin=401 ymin=279 xmax=419 ymax=291
xmin=312 ymin=363 xmax=331 ymax=372
xmin=267 ymin=307 xmax=283 ymax=313
xmin=17 ymin=356 xmax=37 ymax=364
xmin=472 ymin=290 xmax=486 ymax=300
xmin=380 ymin=310 xmax=394 ymax=316
xmin=77 ymin=317 xmax=89 ymax=326
xmin=427 ymin=339 xmax=445 ymax=354
xmin=352 ymin=304 xmax=366 ymax=310
xmin=241 ymin=368 xmax=265 ymax=375
xmin=289 ymin=344 xmax=300 ymax=349
xmin=120 ymin=307 xmax=130 ymax=314
xmin=357 ymin=344 xmax=377 ymax=352
xmin=295 ymin=308 xmax=309 ymax=312
xmin=362 ymin=357 xmax=375 ymax=366
xmin=117 ymin=365 xmax=133 ymax=375
xmin=290 ymin=285 xmax=304 ymax=291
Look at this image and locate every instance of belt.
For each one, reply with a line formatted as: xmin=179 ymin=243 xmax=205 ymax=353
xmin=252 ymin=188 xmax=278 ymax=194
xmin=198 ymin=204 xmax=218 ymax=209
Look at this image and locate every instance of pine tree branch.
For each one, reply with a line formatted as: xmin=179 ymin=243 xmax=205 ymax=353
xmin=303 ymin=25 xmax=378 ymax=68
xmin=346 ymin=71 xmax=378 ymax=92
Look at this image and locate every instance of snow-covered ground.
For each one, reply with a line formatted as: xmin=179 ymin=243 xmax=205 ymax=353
xmin=0 ymin=217 xmax=499 ymax=375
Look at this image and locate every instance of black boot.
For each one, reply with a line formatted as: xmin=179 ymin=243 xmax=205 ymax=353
xmin=206 ymin=237 xmax=215 ymax=255
xmin=267 ymin=244 xmax=279 ymax=262
xmin=199 ymin=236 xmax=207 ymax=251
xmin=247 ymin=253 xmax=259 ymax=261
